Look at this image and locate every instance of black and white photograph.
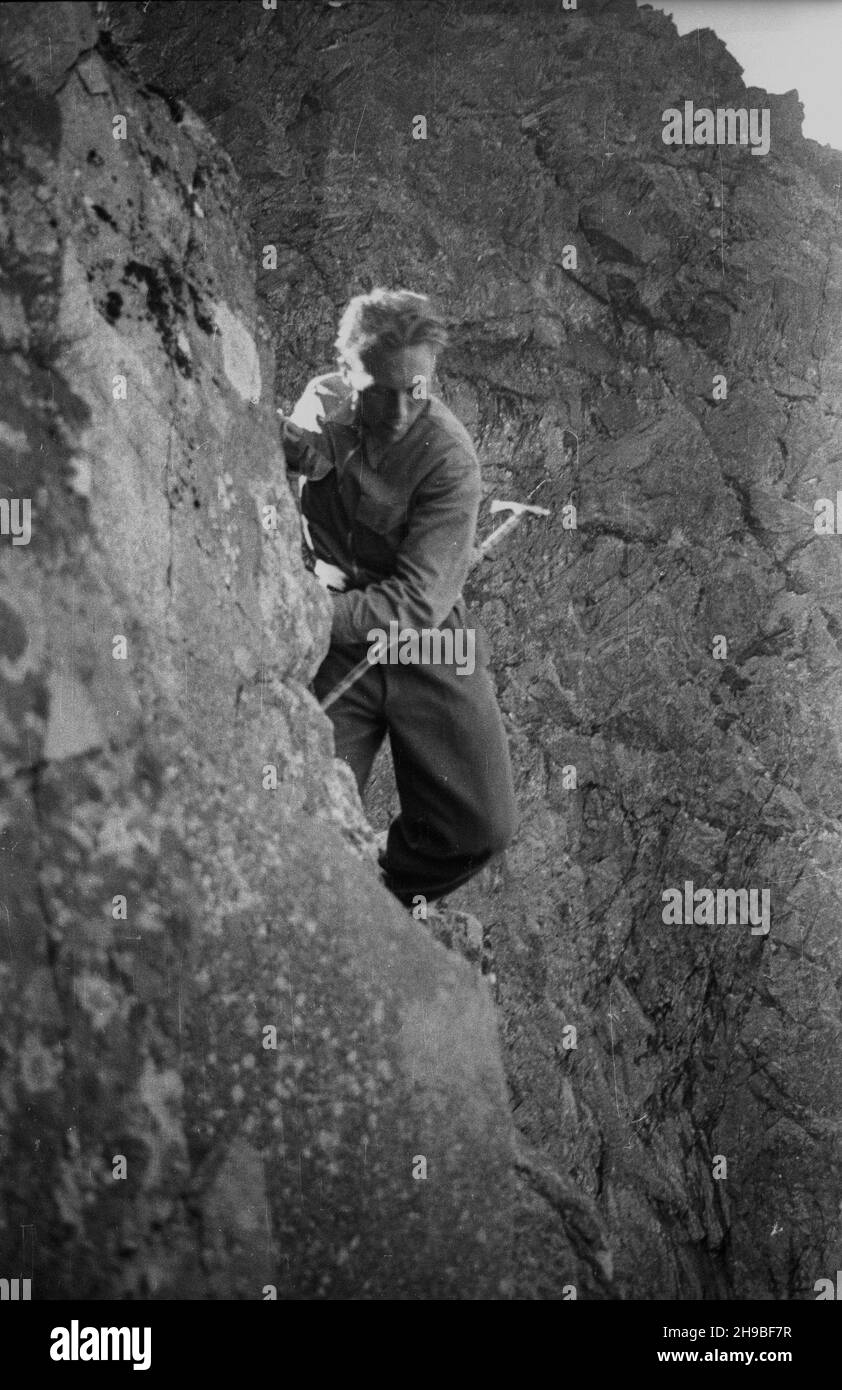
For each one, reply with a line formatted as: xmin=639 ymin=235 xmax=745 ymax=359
xmin=1 ymin=0 xmax=841 ymax=1362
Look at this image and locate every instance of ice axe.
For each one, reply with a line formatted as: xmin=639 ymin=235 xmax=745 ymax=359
xmin=319 ymin=494 xmax=550 ymax=712
xmin=475 ymin=498 xmax=551 ymax=560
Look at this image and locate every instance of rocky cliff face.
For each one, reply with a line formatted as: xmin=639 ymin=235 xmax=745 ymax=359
xmin=4 ymin=0 xmax=841 ymax=1301
xmin=0 ymin=1 xmax=516 ymax=1300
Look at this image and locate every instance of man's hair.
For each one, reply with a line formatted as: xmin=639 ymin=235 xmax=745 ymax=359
xmin=335 ymin=289 xmax=449 ymax=373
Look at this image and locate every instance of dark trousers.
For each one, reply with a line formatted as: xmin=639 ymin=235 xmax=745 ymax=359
xmin=313 ymin=640 xmax=518 ymax=905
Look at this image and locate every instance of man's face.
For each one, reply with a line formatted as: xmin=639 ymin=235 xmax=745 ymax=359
xmin=354 ymin=344 xmax=437 ymax=445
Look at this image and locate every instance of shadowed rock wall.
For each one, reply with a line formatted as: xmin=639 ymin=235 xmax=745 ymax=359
xmin=106 ymin=0 xmax=842 ymax=1299
xmin=0 ymin=1 xmax=516 ymax=1300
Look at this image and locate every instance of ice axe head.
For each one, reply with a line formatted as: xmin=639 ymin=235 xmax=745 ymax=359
xmin=489 ymin=499 xmax=551 ymax=519
xmin=478 ymin=497 xmax=551 ymax=559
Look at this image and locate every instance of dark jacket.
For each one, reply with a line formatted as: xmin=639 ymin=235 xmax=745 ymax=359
xmin=281 ymin=372 xmax=482 ymax=649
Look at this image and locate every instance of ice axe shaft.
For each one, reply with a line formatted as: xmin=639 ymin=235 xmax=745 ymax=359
xmin=319 ymin=495 xmax=551 ymax=712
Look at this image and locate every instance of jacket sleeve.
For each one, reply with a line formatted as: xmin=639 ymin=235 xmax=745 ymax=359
xmin=330 ymin=447 xmax=482 ymax=646
xmin=279 ymin=376 xmax=342 ymax=478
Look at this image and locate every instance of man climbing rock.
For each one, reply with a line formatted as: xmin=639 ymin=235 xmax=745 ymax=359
xmin=279 ymin=288 xmax=517 ymax=907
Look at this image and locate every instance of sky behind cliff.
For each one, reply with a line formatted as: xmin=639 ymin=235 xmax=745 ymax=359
xmin=639 ymin=1 xmax=842 ymax=149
